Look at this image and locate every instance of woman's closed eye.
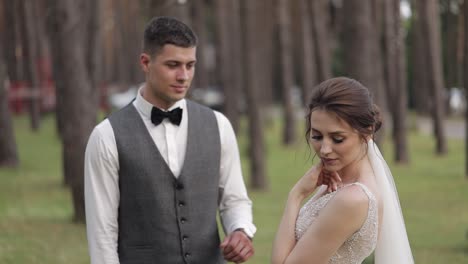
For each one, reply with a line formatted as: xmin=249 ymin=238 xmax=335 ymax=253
xmin=311 ymin=135 xmax=344 ymax=144
xmin=311 ymin=135 xmax=322 ymax=141
xmin=332 ymin=137 xmax=344 ymax=144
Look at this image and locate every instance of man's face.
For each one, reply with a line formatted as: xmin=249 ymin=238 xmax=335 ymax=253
xmin=140 ymin=44 xmax=196 ymax=109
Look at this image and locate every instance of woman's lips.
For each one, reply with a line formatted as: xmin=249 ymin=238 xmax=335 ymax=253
xmin=321 ymin=157 xmax=338 ymax=166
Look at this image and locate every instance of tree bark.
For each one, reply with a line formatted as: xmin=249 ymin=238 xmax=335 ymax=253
xmin=383 ymin=0 xmax=409 ymax=163
xmin=442 ymin=0 xmax=461 ymax=90
xmin=463 ymin=0 xmax=468 ymax=177
xmin=115 ymin=0 xmax=142 ymax=85
xmin=242 ymin=0 xmax=267 ymax=190
xmin=149 ymin=0 xmax=191 ymax=25
xmin=342 ymin=0 xmax=377 ymax=95
xmin=277 ymin=0 xmax=296 ymax=145
xmin=369 ymin=0 xmax=388 ymax=115
xmin=18 ymin=0 xmax=41 ymax=131
xmin=0 ymin=0 xmax=20 ymax=167
xmin=2 ymin=0 xmax=20 ymax=82
xmin=46 ymin=0 xmax=100 ymax=223
xmin=0 ymin=47 xmax=19 ymax=167
xmin=298 ymin=0 xmax=317 ymax=105
xmin=418 ymin=0 xmax=448 ymax=154
xmin=310 ymin=0 xmax=332 ymax=82
xmin=215 ymin=0 xmax=241 ymax=132
xmin=258 ymin=0 xmax=275 ymax=114
xmin=192 ymin=0 xmax=209 ymax=90
xmin=410 ymin=0 xmax=430 ymax=114
xmin=342 ymin=0 xmax=385 ymax=145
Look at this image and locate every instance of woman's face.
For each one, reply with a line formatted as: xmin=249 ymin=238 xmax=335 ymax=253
xmin=309 ymin=109 xmax=366 ymax=173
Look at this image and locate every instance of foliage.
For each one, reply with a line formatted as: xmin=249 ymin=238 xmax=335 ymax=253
xmin=0 ymin=115 xmax=467 ymax=263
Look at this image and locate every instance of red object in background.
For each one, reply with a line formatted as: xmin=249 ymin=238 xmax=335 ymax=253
xmin=37 ymin=56 xmax=55 ymax=113
xmin=7 ymin=56 xmax=110 ymax=114
xmin=7 ymin=57 xmax=56 ymax=114
xmin=8 ymin=81 xmax=25 ymax=114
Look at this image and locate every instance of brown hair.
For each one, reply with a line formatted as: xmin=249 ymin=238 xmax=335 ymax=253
xmin=143 ymin=16 xmax=198 ymax=57
xmin=305 ymin=77 xmax=382 ymax=143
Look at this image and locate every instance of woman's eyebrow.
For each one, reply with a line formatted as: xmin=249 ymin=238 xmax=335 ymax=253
xmin=311 ymin=128 xmax=346 ymax=135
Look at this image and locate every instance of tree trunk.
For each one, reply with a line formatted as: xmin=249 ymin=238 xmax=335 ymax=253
xmin=369 ymin=0 xmax=388 ymax=115
xmin=277 ymin=0 xmax=296 ymax=145
xmin=418 ymin=0 xmax=448 ymax=154
xmin=18 ymin=0 xmax=41 ymax=131
xmin=442 ymin=0 xmax=460 ymax=90
xmin=46 ymin=0 xmax=100 ymax=223
xmin=0 ymin=48 xmax=19 ymax=167
xmin=410 ymin=0 xmax=430 ymax=114
xmin=242 ymin=0 xmax=267 ymax=190
xmin=383 ymin=0 xmax=409 ymax=163
xmin=215 ymin=0 xmax=241 ymax=132
xmin=84 ymin=0 xmax=103 ymax=105
xmin=192 ymin=0 xmax=209 ymax=90
xmin=115 ymin=0 xmax=141 ymax=85
xmin=310 ymin=0 xmax=332 ymax=82
xmin=258 ymin=0 xmax=275 ymax=117
xmin=342 ymin=0 xmax=385 ymax=145
xmin=463 ymin=0 xmax=468 ymax=177
xmin=2 ymin=0 xmax=20 ymax=83
xmin=298 ymin=0 xmax=317 ymax=105
xmin=342 ymin=0 xmax=376 ymax=95
xmin=149 ymin=0 xmax=191 ymax=25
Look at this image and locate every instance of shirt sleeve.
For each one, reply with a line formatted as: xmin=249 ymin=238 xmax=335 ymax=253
xmin=214 ymin=112 xmax=257 ymax=238
xmin=84 ymin=120 xmax=120 ymax=264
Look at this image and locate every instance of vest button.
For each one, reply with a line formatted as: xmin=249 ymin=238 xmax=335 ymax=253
xmin=179 ymin=201 xmax=185 ymax=207
xmin=175 ymin=183 xmax=184 ymax=190
xmin=183 ymin=235 xmax=189 ymax=241
xmin=185 ymin=253 xmax=191 ymax=257
xmin=181 ymin=218 xmax=187 ymax=224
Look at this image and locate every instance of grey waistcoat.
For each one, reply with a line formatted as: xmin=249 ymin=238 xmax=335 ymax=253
xmin=108 ymin=100 xmax=224 ymax=264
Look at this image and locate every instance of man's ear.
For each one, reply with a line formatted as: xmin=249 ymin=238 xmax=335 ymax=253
xmin=140 ymin=53 xmax=151 ymax=73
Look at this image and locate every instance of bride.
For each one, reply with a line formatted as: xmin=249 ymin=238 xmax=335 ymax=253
xmin=271 ymin=77 xmax=414 ymax=264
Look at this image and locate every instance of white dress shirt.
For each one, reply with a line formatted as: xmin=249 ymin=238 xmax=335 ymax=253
xmin=84 ymin=88 xmax=256 ymax=264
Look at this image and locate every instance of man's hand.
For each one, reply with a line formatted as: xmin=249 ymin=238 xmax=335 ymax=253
xmin=220 ymin=229 xmax=254 ymax=263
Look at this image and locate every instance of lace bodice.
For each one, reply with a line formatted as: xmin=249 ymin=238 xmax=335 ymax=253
xmin=295 ymin=182 xmax=378 ymax=264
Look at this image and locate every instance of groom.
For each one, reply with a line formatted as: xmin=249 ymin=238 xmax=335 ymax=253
xmin=84 ymin=16 xmax=256 ymax=264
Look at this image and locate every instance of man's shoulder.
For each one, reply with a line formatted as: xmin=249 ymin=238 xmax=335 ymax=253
xmin=186 ymin=99 xmax=214 ymax=113
xmin=186 ymin=99 xmax=229 ymax=123
xmin=107 ymin=102 xmax=136 ymax=121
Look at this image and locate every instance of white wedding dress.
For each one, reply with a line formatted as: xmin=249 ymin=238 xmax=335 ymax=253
xmin=295 ymin=183 xmax=378 ymax=264
xmin=294 ymin=141 xmax=414 ymax=264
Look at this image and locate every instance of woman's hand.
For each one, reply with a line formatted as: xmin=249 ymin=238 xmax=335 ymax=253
xmin=292 ymin=164 xmax=342 ymax=199
xmin=291 ymin=164 xmax=323 ymax=199
xmin=318 ymin=170 xmax=342 ymax=193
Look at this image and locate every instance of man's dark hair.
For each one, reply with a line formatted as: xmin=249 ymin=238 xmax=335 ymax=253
xmin=143 ymin=16 xmax=198 ymax=57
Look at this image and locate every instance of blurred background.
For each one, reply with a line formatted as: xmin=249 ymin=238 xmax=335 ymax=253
xmin=0 ymin=0 xmax=467 ymax=263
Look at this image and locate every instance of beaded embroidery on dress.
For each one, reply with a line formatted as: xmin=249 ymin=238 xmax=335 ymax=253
xmin=295 ymin=182 xmax=378 ymax=264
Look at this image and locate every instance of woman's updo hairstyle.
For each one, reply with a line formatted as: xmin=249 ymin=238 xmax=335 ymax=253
xmin=305 ymin=77 xmax=382 ymax=143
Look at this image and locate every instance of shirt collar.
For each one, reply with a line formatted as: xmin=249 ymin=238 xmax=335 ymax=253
xmin=134 ymin=85 xmax=186 ymax=120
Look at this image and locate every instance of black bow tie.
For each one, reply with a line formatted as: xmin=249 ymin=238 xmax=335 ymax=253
xmin=151 ymin=107 xmax=183 ymax=126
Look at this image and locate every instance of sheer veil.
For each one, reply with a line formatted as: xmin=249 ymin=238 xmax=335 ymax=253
xmin=367 ymin=140 xmax=414 ymax=264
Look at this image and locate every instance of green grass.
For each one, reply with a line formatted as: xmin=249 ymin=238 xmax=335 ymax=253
xmin=0 ymin=115 xmax=467 ymax=263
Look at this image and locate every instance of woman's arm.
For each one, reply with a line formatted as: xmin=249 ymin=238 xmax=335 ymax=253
xmin=271 ymin=187 xmax=309 ymax=264
xmin=274 ymin=185 xmax=370 ymax=264
xmin=271 ymin=165 xmax=326 ymax=264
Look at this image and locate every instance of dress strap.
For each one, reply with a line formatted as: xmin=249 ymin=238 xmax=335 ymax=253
xmin=345 ymin=182 xmax=376 ymax=202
